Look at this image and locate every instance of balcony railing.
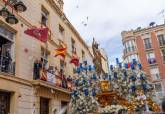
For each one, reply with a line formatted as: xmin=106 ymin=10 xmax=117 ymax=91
xmin=148 ymin=58 xmax=156 ymax=64
xmin=160 ymin=42 xmax=165 ymax=46
xmin=0 ymin=55 xmax=15 ymax=75
xmin=33 ymin=67 xmax=73 ymax=91
xmin=145 ymin=43 xmax=152 ymax=49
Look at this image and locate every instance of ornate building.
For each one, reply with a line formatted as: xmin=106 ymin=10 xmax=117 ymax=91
xmin=0 ymin=0 xmax=93 ymax=114
xmin=121 ymin=24 xmax=165 ymax=103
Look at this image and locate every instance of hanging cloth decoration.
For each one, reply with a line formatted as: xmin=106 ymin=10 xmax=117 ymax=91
xmin=24 ymin=28 xmax=49 ymax=43
xmin=70 ymin=53 xmax=79 ymax=66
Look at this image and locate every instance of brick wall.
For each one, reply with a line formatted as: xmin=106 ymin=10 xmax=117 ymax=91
xmin=135 ymin=35 xmax=150 ymax=75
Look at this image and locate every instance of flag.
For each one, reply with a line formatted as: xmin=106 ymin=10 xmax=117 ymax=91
xmin=40 ymin=69 xmax=47 ymax=81
xmin=24 ymin=28 xmax=49 ymax=43
xmin=54 ymin=48 xmax=67 ymax=58
xmin=70 ymin=53 xmax=79 ymax=66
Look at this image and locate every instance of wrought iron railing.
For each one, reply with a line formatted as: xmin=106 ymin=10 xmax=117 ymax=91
xmin=33 ymin=68 xmax=73 ymax=90
xmin=0 ymin=55 xmax=15 ymax=75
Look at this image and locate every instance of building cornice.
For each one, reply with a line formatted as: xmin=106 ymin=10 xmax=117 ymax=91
xmin=0 ymin=73 xmax=32 ymax=87
xmin=122 ymin=24 xmax=165 ymax=36
xmin=0 ymin=73 xmax=71 ymax=94
xmin=32 ymin=80 xmax=71 ymax=94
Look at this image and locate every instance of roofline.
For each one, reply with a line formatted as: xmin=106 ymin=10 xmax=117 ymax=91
xmin=122 ymin=24 xmax=165 ymax=35
xmin=47 ymin=0 xmax=93 ymax=58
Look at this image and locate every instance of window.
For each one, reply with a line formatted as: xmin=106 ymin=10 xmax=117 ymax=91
xmin=71 ymin=38 xmax=76 ymax=53
xmin=161 ymin=49 xmax=165 ymax=61
xmin=41 ymin=7 xmax=49 ymax=26
xmin=59 ymin=24 xmax=65 ymax=35
xmin=157 ymin=34 xmax=165 ymax=46
xmin=58 ymin=0 xmax=64 ymax=9
xmin=146 ymin=52 xmax=155 ymax=59
xmin=147 ymin=52 xmax=156 ymax=64
xmin=154 ymin=83 xmax=162 ymax=92
xmin=0 ymin=91 xmax=10 ymax=114
xmin=124 ymin=40 xmax=136 ymax=54
xmin=150 ymin=67 xmax=160 ymax=80
xmin=41 ymin=47 xmax=50 ymax=67
xmin=82 ymin=50 xmax=85 ymax=61
xmin=144 ymin=38 xmax=152 ymax=49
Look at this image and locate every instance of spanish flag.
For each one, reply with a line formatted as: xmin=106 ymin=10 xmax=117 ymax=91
xmin=54 ymin=48 xmax=67 ymax=58
xmin=40 ymin=69 xmax=47 ymax=81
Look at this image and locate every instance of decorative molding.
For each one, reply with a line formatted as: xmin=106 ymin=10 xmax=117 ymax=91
xmin=0 ymin=73 xmax=32 ymax=86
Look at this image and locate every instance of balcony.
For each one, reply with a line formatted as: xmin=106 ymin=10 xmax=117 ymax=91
xmin=0 ymin=55 xmax=15 ymax=75
xmin=148 ymin=58 xmax=156 ymax=64
xmin=33 ymin=66 xmax=73 ymax=91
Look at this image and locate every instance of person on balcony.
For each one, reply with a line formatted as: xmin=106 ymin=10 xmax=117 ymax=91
xmin=4 ymin=49 xmax=12 ymax=72
xmin=60 ymin=69 xmax=67 ymax=88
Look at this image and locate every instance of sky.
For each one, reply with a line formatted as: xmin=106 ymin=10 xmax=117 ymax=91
xmin=63 ymin=0 xmax=165 ymax=64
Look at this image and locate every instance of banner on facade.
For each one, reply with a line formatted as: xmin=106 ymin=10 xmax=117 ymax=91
xmin=47 ymin=72 xmax=56 ymax=84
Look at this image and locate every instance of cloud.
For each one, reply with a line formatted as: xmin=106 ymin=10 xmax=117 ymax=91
xmin=63 ymin=0 xmax=165 ymax=64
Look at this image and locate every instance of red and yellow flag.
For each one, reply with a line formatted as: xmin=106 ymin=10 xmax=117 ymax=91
xmin=54 ymin=48 xmax=67 ymax=58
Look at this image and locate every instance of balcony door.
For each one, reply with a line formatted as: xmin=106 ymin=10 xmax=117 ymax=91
xmin=40 ymin=97 xmax=49 ymax=114
xmin=0 ymin=91 xmax=10 ymax=114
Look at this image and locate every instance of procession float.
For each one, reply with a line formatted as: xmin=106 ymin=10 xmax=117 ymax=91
xmin=70 ymin=39 xmax=160 ymax=114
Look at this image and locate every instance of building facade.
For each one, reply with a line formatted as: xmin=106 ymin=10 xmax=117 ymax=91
xmin=100 ymin=48 xmax=110 ymax=74
xmin=122 ymin=24 xmax=165 ymax=102
xmin=0 ymin=0 xmax=93 ymax=114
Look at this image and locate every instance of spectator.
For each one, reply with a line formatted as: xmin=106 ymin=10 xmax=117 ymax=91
xmin=4 ymin=49 xmax=12 ymax=72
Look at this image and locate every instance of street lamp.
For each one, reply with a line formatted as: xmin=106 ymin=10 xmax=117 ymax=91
xmin=0 ymin=0 xmax=27 ymax=24
xmin=14 ymin=1 xmax=27 ymax=12
xmin=6 ymin=14 xmax=18 ymax=24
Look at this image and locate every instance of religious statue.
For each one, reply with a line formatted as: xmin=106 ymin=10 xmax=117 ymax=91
xmin=92 ymin=38 xmax=103 ymax=76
